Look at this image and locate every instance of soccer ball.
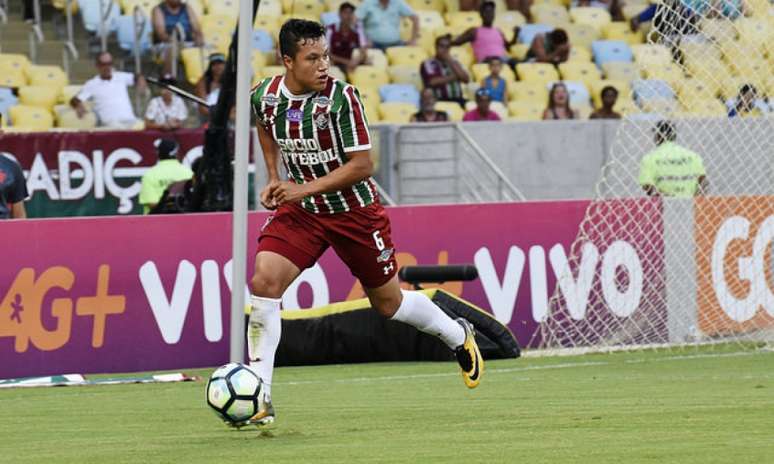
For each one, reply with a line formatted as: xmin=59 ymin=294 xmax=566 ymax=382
xmin=206 ymin=363 xmax=262 ymax=425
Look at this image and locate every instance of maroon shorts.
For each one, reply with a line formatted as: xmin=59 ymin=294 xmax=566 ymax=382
xmin=256 ymin=202 xmax=398 ymax=288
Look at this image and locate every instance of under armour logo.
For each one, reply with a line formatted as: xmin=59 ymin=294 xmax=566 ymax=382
xmin=383 ymin=263 xmax=394 ymax=275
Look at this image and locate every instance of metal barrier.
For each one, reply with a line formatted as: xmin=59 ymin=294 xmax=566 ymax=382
xmin=62 ymin=0 xmax=79 ymax=79
xmin=28 ymin=0 xmax=44 ymax=63
xmin=0 ymin=0 xmax=8 ymax=24
xmin=394 ymin=123 xmax=525 ymax=205
xmin=98 ymin=0 xmax=116 ymax=52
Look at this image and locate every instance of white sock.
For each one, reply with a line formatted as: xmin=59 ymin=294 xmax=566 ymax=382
xmin=390 ymin=290 xmax=466 ymax=349
xmin=247 ymin=295 xmax=282 ymax=401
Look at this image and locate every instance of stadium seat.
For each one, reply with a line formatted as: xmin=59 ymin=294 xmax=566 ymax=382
xmin=350 ymin=66 xmax=390 ymax=90
xmin=721 ymin=43 xmax=768 ymax=78
xmin=386 ymin=46 xmax=428 ymax=67
xmin=0 ymin=65 xmax=27 ymax=88
xmin=699 ymin=19 xmax=737 ymax=42
xmin=508 ymin=43 xmax=530 ymax=60
xmin=52 ymin=0 xmax=79 ymax=13
xmin=677 ymin=78 xmax=719 ymax=100
xmin=79 ymin=0 xmax=120 ymax=33
xmin=328 ymin=65 xmax=347 ymax=82
xmin=201 ymin=14 xmax=236 ymax=33
xmin=470 ymin=63 xmax=515 ymax=82
xmin=55 ymin=104 xmax=98 ymax=129
xmin=591 ymin=40 xmax=632 ymax=67
xmin=601 ymin=61 xmax=640 ymax=81
xmin=256 ymin=65 xmax=285 ymax=80
xmin=445 ymin=11 xmax=482 ymax=29
xmin=27 ymin=65 xmax=68 ymax=92
xmin=258 ymin=0 xmax=285 ymax=16
xmin=205 ymin=29 xmax=231 ymax=54
xmin=252 ymin=50 xmax=269 ymax=69
xmin=185 ymin=0 xmax=205 ymax=17
xmin=632 ymin=79 xmax=676 ymax=109
xmin=642 ymin=62 xmax=685 ymax=90
xmin=254 ymin=14 xmax=282 ymax=36
xmin=449 ymin=46 xmax=474 ymax=68
xmin=568 ymin=46 xmax=592 ymax=62
xmin=683 ymin=55 xmax=728 ymax=86
xmin=379 ymin=84 xmax=420 ymax=106
xmin=0 ymin=53 xmax=31 ymax=77
xmin=631 ymin=44 xmax=672 ymax=66
xmin=508 ymin=81 xmax=549 ymax=103
xmin=116 ymin=14 xmax=152 ymax=56
xmin=181 ymin=47 xmax=207 ymax=84
xmin=680 ymin=41 xmax=722 ymax=64
xmin=679 ymin=98 xmax=727 ymax=118
xmin=434 ymin=101 xmax=464 ymax=121
xmin=531 ymin=3 xmax=571 ymax=28
xmin=517 ymin=23 xmax=553 ymax=45
xmin=613 ymin=96 xmax=640 ymax=115
xmin=548 ymin=80 xmax=590 ymax=107
xmin=569 ymin=7 xmax=611 ymax=32
xmin=0 ymin=88 xmax=19 ymax=120
xmin=494 ymin=11 xmax=527 ymax=37
xmin=408 ymin=0 xmax=445 ymax=12
xmin=516 ymin=63 xmax=560 ymax=82
xmin=564 ymin=23 xmax=599 ymax=51
xmin=252 ymin=29 xmax=275 ymax=52
xmin=378 ymin=102 xmax=416 ymax=124
xmin=558 ymin=61 xmax=601 ymax=87
xmin=357 ymin=48 xmax=388 ymax=70
xmin=601 ymin=21 xmax=643 ymax=45
xmin=417 ymin=11 xmax=445 ymax=33
xmin=61 ymin=85 xmax=83 ymax=104
xmin=207 ymin=0 xmax=239 ymax=18
xmin=292 ymin=0 xmax=325 ymax=18
xmin=388 ymin=65 xmax=423 ymax=88
xmin=8 ymin=105 xmax=54 ymax=131
xmin=621 ymin=0 xmax=648 ymax=20
xmin=18 ymin=86 xmax=60 ymax=110
xmin=507 ymin=100 xmax=544 ymax=121
xmin=589 ymin=79 xmax=630 ymax=106
xmin=356 ymin=85 xmax=380 ymax=108
xmin=122 ymin=0 xmax=155 ymax=17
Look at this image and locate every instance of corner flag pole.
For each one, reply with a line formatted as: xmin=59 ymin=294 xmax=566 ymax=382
xmin=230 ymin=0 xmax=255 ymax=363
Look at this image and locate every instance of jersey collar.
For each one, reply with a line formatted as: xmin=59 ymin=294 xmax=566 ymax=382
xmin=280 ymin=76 xmax=316 ymax=100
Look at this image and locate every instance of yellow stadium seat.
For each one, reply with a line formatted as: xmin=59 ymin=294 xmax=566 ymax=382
xmin=205 ymin=29 xmax=231 ymax=54
xmin=508 ymin=80 xmax=549 ymax=103
xmin=699 ymin=19 xmax=737 ymax=43
xmin=445 ymin=11 xmax=481 ymax=30
xmin=613 ymin=96 xmax=639 ymax=115
xmin=631 ymin=44 xmax=672 ymax=66
xmin=350 ymin=66 xmax=390 ymax=90
xmin=60 ymin=85 xmax=82 ymax=104
xmin=531 ymin=3 xmax=571 ymax=27
xmin=569 ymin=7 xmax=611 ymax=33
xmin=509 ymin=43 xmax=530 ymax=60
xmin=0 ymin=65 xmax=27 ymax=88
xmin=252 ymin=50 xmax=269 ymax=70
xmin=123 ymin=0 xmax=156 ymax=16
xmin=589 ymin=79 xmax=630 ymax=106
xmin=621 ymin=1 xmax=648 ymax=20
xmin=389 ymin=65 xmax=423 ymax=87
xmin=416 ymin=11 xmax=445 ymax=33
xmin=679 ymin=98 xmax=727 ymax=118
xmin=642 ymin=62 xmax=684 ymax=89
xmin=54 ymin=104 xmax=98 ymax=129
xmin=9 ymin=105 xmax=54 ymax=131
xmin=418 ymin=31 xmax=437 ymax=55
xmin=442 ymin=0 xmax=459 ymax=13
xmin=568 ymin=46 xmax=592 ymax=62
xmin=201 ymin=14 xmax=235 ymax=33
xmin=379 ymin=102 xmax=416 ymax=123
xmin=680 ymin=41 xmax=722 ymax=64
xmin=386 ymin=46 xmax=428 ymax=67
xmin=292 ymin=0 xmax=325 ymax=17
xmin=254 ymin=14 xmax=282 ymax=36
xmin=257 ymin=0 xmax=284 ymax=16
xmin=564 ymin=23 xmax=599 ymax=51
xmin=639 ymin=98 xmax=677 ymax=114
xmin=207 ymin=0 xmax=239 ymax=18
xmin=434 ymin=101 xmax=464 ymax=121
xmin=449 ymin=46 xmax=474 ymax=68
xmin=327 ymin=65 xmax=346 ymax=81
xmin=364 ymin=102 xmax=381 ymax=123
xmin=684 ymin=56 xmax=728 ymax=85
xmin=677 ymin=78 xmax=719 ymax=100
xmin=471 ymin=62 xmax=515 ymax=82
xmin=357 ymin=85 xmax=381 ymax=107
xmin=0 ymin=53 xmax=31 ymax=77
xmin=559 ymin=61 xmax=601 ymax=87
xmin=356 ymin=48 xmax=389 ymax=69
xmin=507 ymin=100 xmax=545 ymax=121
xmin=255 ymin=65 xmax=285 ymax=80
xmin=516 ymin=63 xmax=560 ymax=82
xmin=27 ymin=65 xmax=68 ymax=91
xmin=18 ymin=86 xmax=60 ymax=110
xmin=533 ymin=0 xmax=568 ymax=5
xmin=601 ymin=61 xmax=640 ymax=81
xmin=407 ymin=0 xmax=445 ymax=12
xmin=721 ymin=42 xmax=768 ymax=78
xmin=181 ymin=47 xmax=207 ymax=84
xmin=52 ymin=0 xmax=79 ymax=13
xmin=601 ymin=21 xmax=644 ymax=45
xmin=494 ymin=11 xmax=527 ymax=38
xmin=186 ymin=0 xmax=205 ymax=17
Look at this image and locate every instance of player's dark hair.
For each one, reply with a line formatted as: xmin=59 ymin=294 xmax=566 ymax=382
xmin=339 ymin=1 xmax=356 ymax=12
xmin=549 ymin=28 xmax=568 ymax=45
xmin=279 ymin=19 xmax=326 ymax=59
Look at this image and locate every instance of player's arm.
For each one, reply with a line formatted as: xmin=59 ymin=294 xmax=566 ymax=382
xmin=271 ymin=151 xmax=373 ymax=205
xmin=10 ymin=201 xmax=26 ymax=219
xmin=256 ymin=122 xmax=282 ymax=209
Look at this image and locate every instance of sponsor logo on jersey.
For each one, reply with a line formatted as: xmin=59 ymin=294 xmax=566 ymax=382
xmin=261 ymin=95 xmax=280 ymax=106
xmin=376 ymin=248 xmax=394 ymax=263
xmin=314 ymin=112 xmax=329 ymax=130
xmin=313 ymin=96 xmax=330 ymax=107
xmin=287 ymin=108 xmax=304 ymax=122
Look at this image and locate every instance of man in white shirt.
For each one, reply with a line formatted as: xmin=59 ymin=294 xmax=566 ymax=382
xmin=70 ymin=52 xmax=146 ymax=128
xmin=144 ymin=75 xmax=188 ymax=131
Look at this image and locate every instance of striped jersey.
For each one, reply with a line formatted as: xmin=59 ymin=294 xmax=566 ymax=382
xmin=251 ymin=75 xmax=378 ymax=214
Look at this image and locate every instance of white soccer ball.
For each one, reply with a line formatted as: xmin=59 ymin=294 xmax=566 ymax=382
xmin=206 ymin=363 xmax=262 ymax=425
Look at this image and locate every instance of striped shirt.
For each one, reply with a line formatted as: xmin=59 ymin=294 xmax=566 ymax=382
xmin=420 ymin=57 xmax=465 ymax=102
xmin=251 ymin=75 xmax=378 ymax=214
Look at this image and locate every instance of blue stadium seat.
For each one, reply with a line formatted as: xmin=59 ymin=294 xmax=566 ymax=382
xmin=116 ymin=15 xmax=152 ymax=55
xmin=251 ymin=29 xmax=274 ymax=53
xmin=320 ymin=11 xmax=339 ymax=27
xmin=79 ymin=0 xmax=120 ymax=34
xmin=0 ymin=87 xmax=18 ymax=121
xmin=591 ymin=40 xmax=632 ymax=67
xmin=379 ymin=84 xmax=420 ymax=106
xmin=632 ymin=79 xmax=675 ymax=101
xmin=517 ymin=24 xmax=553 ymax=45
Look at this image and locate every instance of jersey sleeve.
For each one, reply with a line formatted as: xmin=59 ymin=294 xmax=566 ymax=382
xmin=337 ymin=86 xmax=372 ymax=153
xmin=250 ymin=78 xmax=271 ymax=126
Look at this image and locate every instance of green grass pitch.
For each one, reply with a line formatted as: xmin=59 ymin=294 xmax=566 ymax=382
xmin=1 ymin=346 xmax=773 ymax=464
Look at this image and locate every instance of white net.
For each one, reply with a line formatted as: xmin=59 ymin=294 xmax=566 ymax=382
xmin=530 ymin=0 xmax=774 ymax=353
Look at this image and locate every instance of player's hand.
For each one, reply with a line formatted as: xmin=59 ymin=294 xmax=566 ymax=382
xmin=260 ymin=181 xmax=280 ymax=210
xmin=272 ymin=181 xmax=311 ymax=206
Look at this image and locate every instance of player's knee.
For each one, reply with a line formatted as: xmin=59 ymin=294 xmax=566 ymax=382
xmin=250 ymin=273 xmax=284 ymax=299
xmin=372 ymin=293 xmax=402 ymax=318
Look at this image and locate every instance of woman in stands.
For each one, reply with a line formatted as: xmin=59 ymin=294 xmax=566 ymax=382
xmin=543 ymin=82 xmax=577 ymax=120
xmin=194 ymin=53 xmax=226 ymax=121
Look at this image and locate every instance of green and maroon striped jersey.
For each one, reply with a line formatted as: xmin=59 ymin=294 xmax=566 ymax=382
xmin=251 ymin=74 xmax=378 ymax=214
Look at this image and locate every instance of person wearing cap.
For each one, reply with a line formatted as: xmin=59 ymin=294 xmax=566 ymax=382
xmin=139 ymin=139 xmax=194 ymax=214
xmin=194 ymin=53 xmax=226 ymax=120
xmin=463 ymin=88 xmax=501 ymax=122
xmin=145 ymin=74 xmax=189 ymax=131
xmin=639 ymin=120 xmax=707 ymax=198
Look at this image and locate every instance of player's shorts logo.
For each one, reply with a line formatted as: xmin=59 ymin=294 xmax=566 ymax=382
xmin=287 ymin=109 xmax=304 ymax=122
xmin=376 ymin=248 xmax=394 ymax=263
xmin=315 ymin=112 xmax=329 ymax=130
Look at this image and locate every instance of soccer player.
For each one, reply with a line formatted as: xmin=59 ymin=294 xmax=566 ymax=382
xmin=241 ymin=19 xmax=483 ymax=427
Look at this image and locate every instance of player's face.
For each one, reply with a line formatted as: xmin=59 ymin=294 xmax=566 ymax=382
xmin=285 ymin=37 xmax=330 ymax=93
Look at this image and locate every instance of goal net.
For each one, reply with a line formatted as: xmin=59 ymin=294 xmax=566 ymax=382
xmin=530 ymin=1 xmax=774 ymax=353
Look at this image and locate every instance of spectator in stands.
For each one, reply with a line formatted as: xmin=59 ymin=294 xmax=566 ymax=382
xmin=194 ymin=53 xmax=226 ymax=120
xmin=451 ymin=1 xmax=520 ymax=65
xmin=589 ymin=86 xmax=621 ymax=119
xmin=411 ymin=88 xmax=449 ymax=122
xmin=639 ymin=120 xmax=707 ymax=197
xmin=0 ymin=154 xmax=28 ymax=219
xmin=526 ymin=28 xmax=570 ymax=64
xmin=463 ymin=88 xmax=501 ymax=121
xmin=145 ymin=75 xmax=189 ymax=131
xmin=574 ymin=0 xmax=623 ymax=21
xmin=543 ymin=82 xmax=577 ymax=120
xmin=70 ymin=52 xmax=147 ymax=128
xmin=481 ymin=56 xmax=507 ymax=104
xmin=420 ymin=34 xmax=470 ymax=108
xmin=152 ymin=0 xmax=204 ymax=75
xmin=139 ymin=138 xmax=194 ymax=214
xmin=356 ymin=0 xmax=419 ymax=49
xmin=727 ymin=84 xmax=767 ymax=117
xmin=327 ymin=2 xmax=368 ymax=76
